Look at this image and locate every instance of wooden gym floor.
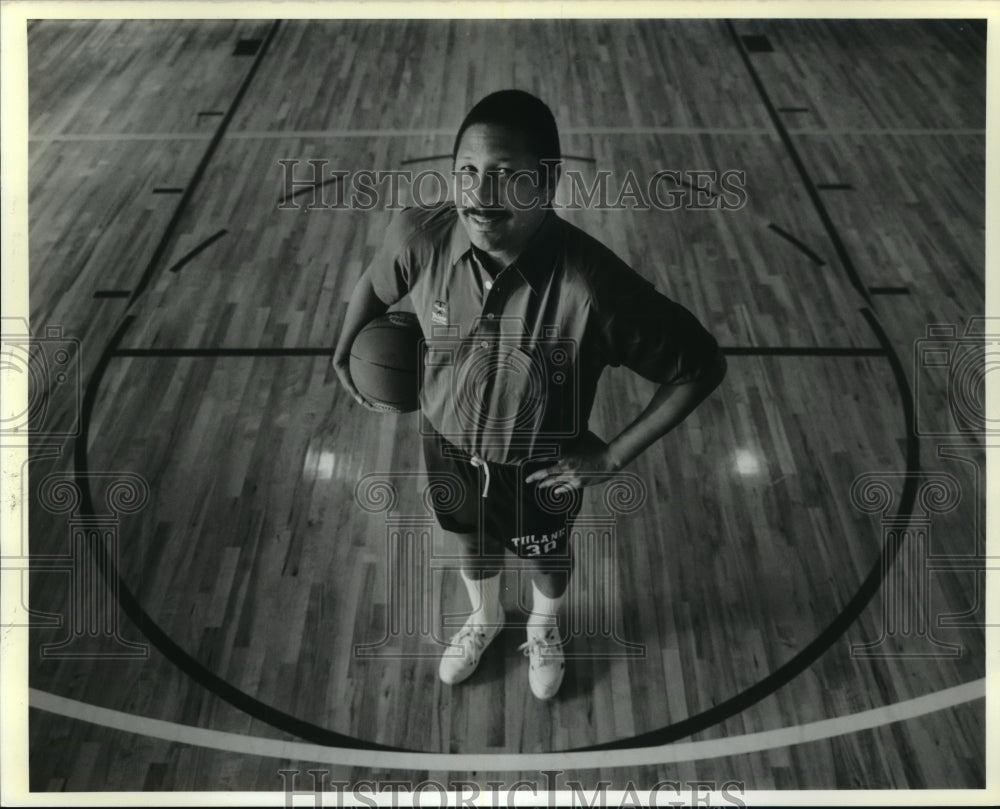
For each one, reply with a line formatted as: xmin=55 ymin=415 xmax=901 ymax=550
xmin=10 ymin=15 xmax=990 ymax=795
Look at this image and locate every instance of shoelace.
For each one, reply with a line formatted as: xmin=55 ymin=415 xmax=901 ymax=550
xmin=450 ymin=624 xmax=491 ymax=663
xmin=518 ymin=631 xmax=561 ymax=667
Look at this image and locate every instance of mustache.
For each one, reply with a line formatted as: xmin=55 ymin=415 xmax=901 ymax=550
xmin=461 ymin=206 xmax=510 ymax=217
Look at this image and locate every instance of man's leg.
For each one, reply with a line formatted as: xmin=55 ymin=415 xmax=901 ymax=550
xmin=423 ymin=428 xmax=508 ymax=684
xmin=521 ymin=544 xmax=573 ymax=700
xmin=528 ymin=548 xmax=572 ymax=622
xmin=449 ymin=528 xmax=505 ymax=625
xmin=438 ymin=529 xmax=506 ymax=685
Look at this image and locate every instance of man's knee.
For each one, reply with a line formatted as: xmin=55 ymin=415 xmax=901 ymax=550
xmin=444 ymin=529 xmax=505 ymax=561
xmin=527 ymin=549 xmax=573 ymax=576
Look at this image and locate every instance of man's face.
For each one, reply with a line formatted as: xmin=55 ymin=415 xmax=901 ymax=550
xmin=452 ymin=123 xmax=556 ymax=261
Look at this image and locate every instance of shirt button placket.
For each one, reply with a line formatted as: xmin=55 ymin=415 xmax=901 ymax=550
xmin=482 ymin=277 xmax=501 ymax=336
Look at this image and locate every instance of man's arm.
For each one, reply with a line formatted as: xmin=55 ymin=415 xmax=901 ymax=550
xmin=526 ymin=351 xmax=727 ymax=491
xmin=333 ymin=270 xmax=391 ymax=408
xmin=606 ymin=350 xmax=726 ymax=471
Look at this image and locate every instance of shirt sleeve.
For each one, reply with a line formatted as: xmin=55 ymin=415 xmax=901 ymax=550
xmin=365 ymin=207 xmax=422 ymax=305
xmin=589 ymin=253 xmax=722 ymax=386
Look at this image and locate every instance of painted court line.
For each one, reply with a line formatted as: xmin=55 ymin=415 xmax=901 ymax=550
xmin=29 ymin=679 xmax=984 ymax=771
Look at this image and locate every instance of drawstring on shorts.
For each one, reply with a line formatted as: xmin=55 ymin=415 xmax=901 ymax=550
xmin=470 ymin=453 xmax=490 ymax=498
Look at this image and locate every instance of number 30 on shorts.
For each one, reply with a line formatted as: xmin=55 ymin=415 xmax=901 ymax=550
xmin=522 ymin=539 xmax=558 ymax=556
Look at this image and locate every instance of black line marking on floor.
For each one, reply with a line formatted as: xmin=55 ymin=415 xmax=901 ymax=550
xmin=76 ymin=318 xmax=414 ymax=753
xmin=728 ymin=20 xmax=874 ymax=306
xmin=129 ymin=20 xmax=281 ymax=304
xmin=280 ymin=174 xmax=344 ymax=204
xmin=565 ymin=18 xmax=932 ymax=756
xmin=869 ymin=286 xmax=911 ymax=296
xmin=778 ymin=106 xmax=810 ymax=113
xmin=93 ymin=290 xmax=132 ymax=299
xmin=79 ymin=17 xmax=922 ymax=755
xmin=741 ymin=34 xmax=774 ymax=52
xmin=767 ymin=223 xmax=826 ymax=266
xmin=679 ymin=176 xmax=720 ymax=198
xmin=196 ymin=111 xmax=225 ymax=120
xmin=817 ymin=183 xmax=854 ymax=191
xmin=166 ymin=229 xmax=228 ymax=274
xmin=233 ymin=38 xmax=262 ymax=56
xmin=152 ymin=188 xmax=184 ymax=194
xmin=73 ymin=19 xmax=411 ymax=754
xmin=571 ymin=306 xmax=921 ymax=752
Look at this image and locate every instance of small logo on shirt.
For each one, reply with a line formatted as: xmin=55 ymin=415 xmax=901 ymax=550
xmin=432 ymin=299 xmax=449 ymax=326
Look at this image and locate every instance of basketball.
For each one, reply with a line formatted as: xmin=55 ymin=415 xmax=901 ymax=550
xmin=349 ymin=311 xmax=424 ymax=413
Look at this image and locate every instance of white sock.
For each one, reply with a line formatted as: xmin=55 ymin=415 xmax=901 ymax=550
xmin=461 ymin=570 xmax=503 ymax=626
xmin=528 ymin=580 xmax=564 ymax=636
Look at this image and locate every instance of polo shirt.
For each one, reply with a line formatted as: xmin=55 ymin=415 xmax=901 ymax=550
xmin=366 ymin=202 xmax=720 ymax=464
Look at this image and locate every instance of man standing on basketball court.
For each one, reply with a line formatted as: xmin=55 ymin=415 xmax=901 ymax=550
xmin=335 ymin=90 xmax=725 ymax=699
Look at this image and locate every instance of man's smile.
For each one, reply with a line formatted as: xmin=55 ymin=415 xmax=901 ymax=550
xmin=462 ymin=208 xmax=512 ymax=230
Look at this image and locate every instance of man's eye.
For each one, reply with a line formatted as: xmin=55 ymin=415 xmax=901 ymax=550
xmin=458 ymin=165 xmax=477 ymax=174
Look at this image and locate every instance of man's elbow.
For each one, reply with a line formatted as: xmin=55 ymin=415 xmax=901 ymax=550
xmin=712 ymin=349 xmax=727 ymax=383
xmin=699 ymin=348 xmax=727 ymax=394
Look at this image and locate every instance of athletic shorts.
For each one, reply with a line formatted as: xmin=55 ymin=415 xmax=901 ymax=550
xmin=422 ymin=429 xmax=581 ymax=558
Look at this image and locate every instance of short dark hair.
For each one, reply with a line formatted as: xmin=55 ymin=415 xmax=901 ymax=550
xmin=453 ymin=89 xmax=561 ymax=177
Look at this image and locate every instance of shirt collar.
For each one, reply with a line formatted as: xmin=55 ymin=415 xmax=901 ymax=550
xmin=449 ymin=209 xmax=561 ymax=294
xmin=449 ymin=214 xmax=473 ymax=266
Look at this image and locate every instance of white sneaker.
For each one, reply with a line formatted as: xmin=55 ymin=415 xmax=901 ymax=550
xmin=438 ymin=616 xmax=503 ymax=685
xmin=519 ymin=626 xmax=565 ymax=699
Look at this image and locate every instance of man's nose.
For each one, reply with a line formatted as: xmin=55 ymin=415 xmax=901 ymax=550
xmin=455 ymin=171 xmax=503 ymax=209
xmin=473 ymin=173 xmax=502 ymax=207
